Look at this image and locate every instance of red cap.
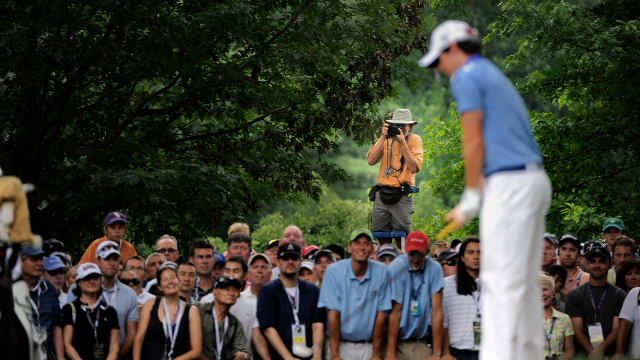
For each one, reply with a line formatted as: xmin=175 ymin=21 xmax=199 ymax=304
xmin=405 ymin=231 xmax=430 ymax=254
xmin=302 ymin=245 xmax=321 ymax=257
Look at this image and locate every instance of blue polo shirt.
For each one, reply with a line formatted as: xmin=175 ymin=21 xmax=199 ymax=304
xmin=67 ymin=279 xmax=139 ymax=346
xmin=29 ymin=278 xmax=64 ymax=353
xmin=257 ymin=279 xmax=325 ymax=360
xmin=450 ymin=56 xmax=542 ymax=176
xmin=388 ymin=255 xmax=444 ymax=340
xmin=318 ymin=259 xmax=392 ymax=341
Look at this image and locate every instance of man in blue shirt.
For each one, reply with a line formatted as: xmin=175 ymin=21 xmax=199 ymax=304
xmin=418 ymin=20 xmax=552 ymax=360
xmin=318 ymin=229 xmax=392 ymax=360
xmin=21 ymin=246 xmax=65 ymax=359
xmin=387 ymin=231 xmax=444 ymax=360
xmin=257 ymin=243 xmax=325 ymax=360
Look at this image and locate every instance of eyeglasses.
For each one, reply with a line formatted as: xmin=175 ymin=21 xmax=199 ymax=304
xmin=101 ymin=245 xmax=118 ymax=251
xmin=47 ymin=269 xmax=65 ymax=276
xmin=157 ymin=248 xmax=178 ymax=254
xmin=120 ymin=278 xmax=140 ymax=286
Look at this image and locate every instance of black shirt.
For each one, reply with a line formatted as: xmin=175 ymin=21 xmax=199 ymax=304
xmin=565 ymin=282 xmax=626 ymax=356
xmin=62 ymin=299 xmax=119 ymax=360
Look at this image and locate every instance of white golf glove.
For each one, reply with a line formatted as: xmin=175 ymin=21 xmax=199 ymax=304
xmin=458 ymin=187 xmax=482 ymax=222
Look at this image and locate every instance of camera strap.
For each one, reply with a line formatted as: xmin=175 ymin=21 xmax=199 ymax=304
xmin=386 ymin=138 xmax=406 ymax=175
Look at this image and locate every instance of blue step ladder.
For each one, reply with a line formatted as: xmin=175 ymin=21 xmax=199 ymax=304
xmin=372 ymin=231 xmax=407 ymax=251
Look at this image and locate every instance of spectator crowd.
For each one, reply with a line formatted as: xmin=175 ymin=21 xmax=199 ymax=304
xmin=22 ymin=212 xmax=640 ymax=360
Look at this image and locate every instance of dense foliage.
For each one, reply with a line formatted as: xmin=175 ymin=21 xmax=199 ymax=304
xmin=422 ymin=0 xmax=640 ymax=240
xmin=0 ymin=0 xmax=436 ymax=252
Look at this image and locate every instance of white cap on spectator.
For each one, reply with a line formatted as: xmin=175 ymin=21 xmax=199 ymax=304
xmin=300 ymin=261 xmax=314 ymax=271
xmin=96 ymin=240 xmax=120 ymax=259
xmin=77 ymin=263 xmax=102 ymax=280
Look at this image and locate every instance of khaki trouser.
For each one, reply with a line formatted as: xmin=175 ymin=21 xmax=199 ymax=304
xmin=324 ymin=340 xmax=373 ymax=360
xmin=382 ymin=339 xmax=431 ymax=360
xmin=372 ymin=191 xmax=414 ymax=234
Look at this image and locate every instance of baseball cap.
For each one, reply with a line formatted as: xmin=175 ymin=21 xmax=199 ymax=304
xmin=44 ymin=256 xmax=66 ymax=271
xmin=96 ymin=240 xmax=121 ymax=259
xmin=104 ymin=211 xmax=127 ymax=225
xmin=544 ymin=233 xmax=559 ymax=247
xmin=76 ymin=263 xmax=102 ymax=280
xmin=603 ymin=218 xmax=625 ymax=232
xmin=43 ymin=239 xmax=66 ymax=253
xmin=22 ymin=245 xmax=47 ymax=257
xmin=546 ymin=265 xmax=568 ymax=280
xmin=314 ymin=250 xmax=336 ymax=264
xmin=559 ymin=234 xmax=580 ymax=249
xmin=376 ymin=243 xmax=400 ymax=260
xmin=325 ymin=245 xmax=345 ymax=260
xmin=214 ymin=276 xmax=242 ymax=290
xmin=214 ymin=251 xmax=226 ymax=264
xmin=265 ymin=239 xmax=280 ymax=251
xmin=405 ymin=231 xmax=430 ymax=254
xmin=584 ymin=245 xmax=611 ymax=262
xmin=349 ymin=229 xmax=373 ymax=243
xmin=418 ymin=20 xmax=481 ymax=68
xmin=248 ymin=253 xmax=271 ymax=267
xmin=278 ymin=242 xmax=301 ymax=259
xmin=436 ymin=249 xmax=458 ymax=262
xmin=300 ymin=261 xmax=314 ymax=272
xmin=302 ymin=245 xmax=321 ymax=260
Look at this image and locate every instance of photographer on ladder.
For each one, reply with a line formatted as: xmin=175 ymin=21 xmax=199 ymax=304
xmin=367 ymin=109 xmax=423 ymax=242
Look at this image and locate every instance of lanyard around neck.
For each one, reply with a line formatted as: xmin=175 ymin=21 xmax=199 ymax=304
xmin=162 ymin=298 xmax=185 ymax=359
xmin=213 ymin=308 xmax=229 ymax=360
xmin=587 ymin=283 xmax=607 ymax=322
xmin=85 ymin=307 xmax=102 ymax=344
xmin=101 ymin=283 xmax=117 ymax=306
xmin=545 ymin=317 xmax=557 ymax=355
xmin=286 ymin=286 xmax=300 ymax=329
xmin=472 ymin=280 xmax=482 ymax=316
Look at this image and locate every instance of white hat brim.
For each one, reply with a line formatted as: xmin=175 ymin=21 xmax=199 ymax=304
xmin=418 ymin=48 xmax=442 ymax=68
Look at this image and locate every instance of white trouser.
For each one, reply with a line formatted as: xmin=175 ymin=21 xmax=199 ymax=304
xmin=479 ymin=168 xmax=551 ymax=360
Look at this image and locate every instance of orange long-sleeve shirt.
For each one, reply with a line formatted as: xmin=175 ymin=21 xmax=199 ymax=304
xmin=78 ymin=235 xmax=137 ymax=264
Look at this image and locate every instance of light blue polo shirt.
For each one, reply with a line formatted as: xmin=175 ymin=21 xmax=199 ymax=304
xmin=318 ymin=259 xmax=392 ymax=341
xmin=450 ymin=56 xmax=542 ymax=176
xmin=67 ymin=279 xmax=139 ymax=346
xmin=388 ymin=255 xmax=444 ymax=340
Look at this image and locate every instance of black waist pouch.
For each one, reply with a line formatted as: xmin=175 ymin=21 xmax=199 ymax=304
xmin=378 ymin=185 xmax=404 ymax=204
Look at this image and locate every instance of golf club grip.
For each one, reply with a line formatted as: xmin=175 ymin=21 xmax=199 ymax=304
xmin=435 ymin=221 xmax=457 ymax=241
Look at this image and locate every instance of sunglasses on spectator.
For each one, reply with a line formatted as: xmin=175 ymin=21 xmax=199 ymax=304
xmin=46 ymin=269 xmax=65 ymax=276
xmin=441 ymin=259 xmax=457 ymax=267
xmin=101 ymin=245 xmax=118 ymax=251
xmin=120 ymin=278 xmax=140 ymax=286
xmin=157 ymin=248 xmax=178 ymax=254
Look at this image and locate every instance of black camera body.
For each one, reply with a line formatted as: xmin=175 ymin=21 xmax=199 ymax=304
xmin=387 ymin=123 xmax=401 ymax=138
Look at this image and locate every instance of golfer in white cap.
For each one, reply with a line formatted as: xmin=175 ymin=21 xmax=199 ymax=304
xmin=366 ymin=109 xmax=423 ymax=239
xmin=419 ymin=20 xmax=552 ymax=360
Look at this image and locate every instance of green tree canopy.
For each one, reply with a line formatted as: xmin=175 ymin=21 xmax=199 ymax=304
xmin=422 ymin=0 xmax=640 ymax=240
xmin=1 ymin=0 xmax=435 ymax=252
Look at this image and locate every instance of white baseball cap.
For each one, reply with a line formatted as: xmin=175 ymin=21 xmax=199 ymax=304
xmin=418 ymin=20 xmax=481 ymax=68
xmin=96 ymin=240 xmax=121 ymax=259
xmin=300 ymin=261 xmax=314 ymax=272
xmin=77 ymin=262 xmax=102 ymax=280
